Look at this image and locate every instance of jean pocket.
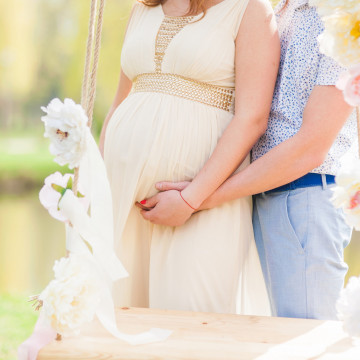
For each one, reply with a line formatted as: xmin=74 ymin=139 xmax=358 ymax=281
xmin=283 ymin=191 xmax=308 ymax=254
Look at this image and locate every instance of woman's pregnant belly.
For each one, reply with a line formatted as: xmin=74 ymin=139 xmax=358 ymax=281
xmin=104 ymin=92 xmax=233 ymax=187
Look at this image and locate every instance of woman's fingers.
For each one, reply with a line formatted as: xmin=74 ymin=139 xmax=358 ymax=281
xmin=135 ymin=193 xmax=159 ymax=211
xmin=156 ymin=181 xmax=190 ymax=192
xmin=139 ymin=190 xmax=193 ymax=227
xmin=144 ymin=194 xmax=159 ymax=208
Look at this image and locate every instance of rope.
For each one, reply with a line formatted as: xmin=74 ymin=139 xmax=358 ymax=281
xmin=73 ymin=0 xmax=106 ymax=196
xmin=87 ymin=0 xmax=106 ymax=127
xmin=357 ymin=107 xmax=360 ymax=159
xmin=81 ymin=0 xmax=97 ymax=110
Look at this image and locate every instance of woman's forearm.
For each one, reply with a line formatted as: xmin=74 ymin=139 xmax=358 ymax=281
xmin=181 ymin=115 xmax=267 ymax=208
xmin=180 ymin=0 xmax=280 ymax=208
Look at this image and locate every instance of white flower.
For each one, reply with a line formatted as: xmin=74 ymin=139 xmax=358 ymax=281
xmin=39 ymin=254 xmax=101 ymax=336
xmin=317 ymin=11 xmax=360 ymax=68
xmin=332 ymin=159 xmax=360 ymax=230
xmin=337 ymin=276 xmax=360 ymax=338
xmin=39 ymin=171 xmax=88 ymax=222
xmin=309 ymin=0 xmax=360 ymax=17
xmin=41 ymin=98 xmax=89 ymax=169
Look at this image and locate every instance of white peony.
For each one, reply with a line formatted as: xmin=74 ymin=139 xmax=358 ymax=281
xmin=317 ymin=12 xmax=360 ymax=68
xmin=337 ymin=276 xmax=360 ymax=338
xmin=39 ymin=254 xmax=101 ymax=336
xmin=39 ymin=171 xmax=88 ymax=223
xmin=310 ymin=0 xmax=360 ymax=68
xmin=332 ymin=159 xmax=360 ymax=230
xmin=309 ymin=0 xmax=360 ymax=17
xmin=41 ymin=98 xmax=89 ymax=169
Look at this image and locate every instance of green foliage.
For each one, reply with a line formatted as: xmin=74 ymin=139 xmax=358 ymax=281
xmin=0 ymin=293 xmax=37 ymax=360
xmin=0 ymin=0 xmax=133 ymax=136
xmin=0 ymin=131 xmax=64 ymax=186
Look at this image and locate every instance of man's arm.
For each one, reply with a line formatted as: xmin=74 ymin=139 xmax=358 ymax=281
xmin=201 ymin=85 xmax=354 ymax=208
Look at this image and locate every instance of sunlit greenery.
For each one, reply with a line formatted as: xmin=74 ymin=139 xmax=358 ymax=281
xmin=0 ymin=132 xmax=64 ymax=192
xmin=0 ymin=0 xmax=133 ymax=135
xmin=0 ymin=294 xmax=38 ymax=360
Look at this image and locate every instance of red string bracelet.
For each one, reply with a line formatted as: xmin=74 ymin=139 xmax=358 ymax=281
xmin=180 ymin=191 xmax=196 ymax=211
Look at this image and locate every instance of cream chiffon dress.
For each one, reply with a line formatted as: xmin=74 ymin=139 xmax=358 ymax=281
xmin=104 ymin=0 xmax=271 ymax=315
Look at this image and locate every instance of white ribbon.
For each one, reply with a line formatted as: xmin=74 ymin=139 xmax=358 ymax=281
xmin=58 ymin=131 xmax=172 ymax=344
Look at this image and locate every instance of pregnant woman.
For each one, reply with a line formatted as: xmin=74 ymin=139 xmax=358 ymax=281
xmin=99 ymin=0 xmax=279 ymax=314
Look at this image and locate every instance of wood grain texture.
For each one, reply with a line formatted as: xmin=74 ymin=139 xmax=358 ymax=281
xmin=38 ymin=307 xmax=360 ymax=360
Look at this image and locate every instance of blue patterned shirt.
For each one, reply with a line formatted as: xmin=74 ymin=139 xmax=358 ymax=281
xmin=251 ymin=0 xmax=357 ymax=175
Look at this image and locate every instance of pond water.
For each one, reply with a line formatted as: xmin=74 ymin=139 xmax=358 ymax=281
xmin=0 ymin=192 xmax=359 ymax=295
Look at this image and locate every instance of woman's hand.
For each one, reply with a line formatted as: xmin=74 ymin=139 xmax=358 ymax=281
xmin=136 ymin=190 xmax=194 ymax=227
xmin=136 ymin=181 xmax=219 ymax=224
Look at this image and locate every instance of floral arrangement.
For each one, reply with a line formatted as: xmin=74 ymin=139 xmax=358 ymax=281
xmin=309 ymin=0 xmax=360 ymax=106
xmin=38 ymin=254 xmax=101 ymax=336
xmin=310 ymin=0 xmax=360 ymax=339
xmin=28 ymin=97 xmax=130 ymax=338
xmin=19 ymin=98 xmax=171 ymax=360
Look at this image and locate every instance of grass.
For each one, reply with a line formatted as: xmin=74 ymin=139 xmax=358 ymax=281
xmin=0 ymin=130 xmax=102 ymax=190
xmin=0 ymin=130 xmax=63 ymax=186
xmin=0 ymin=293 xmax=38 ymax=360
xmin=0 ymin=131 xmax=61 ymax=359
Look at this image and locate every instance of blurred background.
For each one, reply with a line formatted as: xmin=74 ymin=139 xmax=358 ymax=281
xmin=0 ymin=0 xmax=359 ymax=359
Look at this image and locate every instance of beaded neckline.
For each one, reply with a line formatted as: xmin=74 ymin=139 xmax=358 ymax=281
xmin=154 ymin=15 xmax=194 ymax=72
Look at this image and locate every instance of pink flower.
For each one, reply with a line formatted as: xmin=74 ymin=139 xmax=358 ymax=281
xmin=349 ymin=191 xmax=360 ymax=210
xmin=39 ymin=172 xmax=88 ymax=222
xmin=337 ymin=64 xmax=360 ymax=107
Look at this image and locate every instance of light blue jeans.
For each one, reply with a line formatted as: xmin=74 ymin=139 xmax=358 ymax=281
xmin=253 ymin=180 xmax=352 ymax=320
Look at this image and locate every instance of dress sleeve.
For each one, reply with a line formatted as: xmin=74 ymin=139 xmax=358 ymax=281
xmin=232 ymin=0 xmax=251 ymax=38
xmin=123 ymin=2 xmax=146 ymax=42
xmin=315 ymin=53 xmax=346 ymax=86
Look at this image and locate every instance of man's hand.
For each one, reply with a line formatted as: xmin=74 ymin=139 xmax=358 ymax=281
xmin=135 ymin=190 xmax=194 ymax=227
xmin=155 ymin=181 xmax=219 ymax=210
xmin=155 ymin=181 xmax=190 ymax=192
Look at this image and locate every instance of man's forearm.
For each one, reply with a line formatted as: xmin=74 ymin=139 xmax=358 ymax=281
xmin=205 ymin=132 xmax=325 ymax=208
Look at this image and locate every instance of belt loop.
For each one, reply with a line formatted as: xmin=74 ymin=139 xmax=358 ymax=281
xmin=321 ymin=174 xmax=327 ymax=189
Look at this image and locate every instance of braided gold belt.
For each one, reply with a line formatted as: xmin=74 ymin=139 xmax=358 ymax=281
xmin=132 ymin=73 xmax=235 ymax=113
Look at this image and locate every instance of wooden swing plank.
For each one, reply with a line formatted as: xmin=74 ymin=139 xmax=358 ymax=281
xmin=37 ymin=307 xmax=360 ymax=360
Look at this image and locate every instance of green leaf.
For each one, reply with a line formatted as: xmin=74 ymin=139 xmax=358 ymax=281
xmin=66 ymin=176 xmax=73 ymax=189
xmin=51 ymin=183 xmax=65 ymax=193
xmin=76 ymin=191 xmax=85 ymax=198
